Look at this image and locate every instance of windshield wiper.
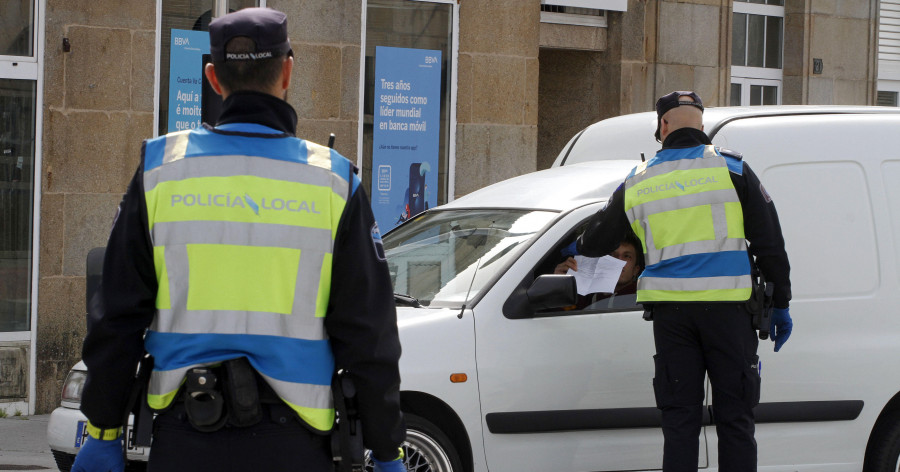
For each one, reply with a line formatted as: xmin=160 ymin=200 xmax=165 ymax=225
xmin=394 ymin=293 xmax=422 ymax=307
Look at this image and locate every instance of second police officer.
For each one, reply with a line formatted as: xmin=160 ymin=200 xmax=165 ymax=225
xmin=578 ymin=91 xmax=793 ymax=472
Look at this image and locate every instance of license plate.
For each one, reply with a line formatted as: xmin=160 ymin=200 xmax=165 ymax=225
xmin=75 ymin=420 xmax=146 ymax=455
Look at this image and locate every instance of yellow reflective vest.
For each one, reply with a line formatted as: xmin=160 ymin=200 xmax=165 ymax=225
xmin=141 ymin=125 xmax=354 ymax=432
xmin=624 ymin=144 xmax=752 ymax=303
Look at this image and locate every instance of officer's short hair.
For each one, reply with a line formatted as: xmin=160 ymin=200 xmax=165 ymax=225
xmin=213 ymin=36 xmax=286 ymax=94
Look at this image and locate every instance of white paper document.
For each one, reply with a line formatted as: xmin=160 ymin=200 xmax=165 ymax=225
xmin=567 ymin=255 xmax=627 ymax=296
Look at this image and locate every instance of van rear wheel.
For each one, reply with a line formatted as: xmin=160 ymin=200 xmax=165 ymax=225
xmin=864 ymin=408 xmax=900 ymax=472
xmin=366 ymin=413 xmax=463 ymax=472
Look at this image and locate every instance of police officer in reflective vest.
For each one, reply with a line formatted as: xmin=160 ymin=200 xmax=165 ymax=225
xmin=72 ymin=8 xmax=406 ymax=472
xmin=578 ymin=91 xmax=793 ymax=472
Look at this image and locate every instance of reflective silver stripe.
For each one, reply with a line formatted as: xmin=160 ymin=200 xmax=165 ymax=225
xmin=645 ymin=238 xmax=748 ymax=264
xmin=163 ymin=131 xmax=191 ymax=166
xmin=148 ymin=365 xmax=333 ymax=411
xmin=292 ymin=249 xmax=326 ymax=318
xmin=144 ymin=154 xmax=341 ymax=192
xmin=259 ymin=372 xmax=334 ymax=410
xmin=154 ymin=242 xmax=331 ymax=325
xmin=627 ymin=188 xmax=740 ymax=217
xmin=639 ymin=274 xmax=752 ymax=291
xmin=149 ymin=366 xmax=193 ymax=398
xmin=306 ymin=142 xmax=332 ymax=171
xmin=152 ymin=221 xmax=334 ymax=250
xmin=162 ymin=245 xmax=190 ymax=329
xmin=329 ymin=173 xmax=349 ymax=205
xmin=152 ymin=308 xmax=326 ymax=339
xmin=625 ymin=148 xmax=724 ymax=188
xmin=711 ymin=202 xmax=728 ymax=240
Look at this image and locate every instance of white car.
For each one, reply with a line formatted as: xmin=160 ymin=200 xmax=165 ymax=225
xmin=50 ymin=106 xmax=900 ymax=471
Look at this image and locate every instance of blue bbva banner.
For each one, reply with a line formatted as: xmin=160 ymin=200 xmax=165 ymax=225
xmin=168 ymin=29 xmax=210 ymax=132
xmin=372 ymin=46 xmax=441 ymax=231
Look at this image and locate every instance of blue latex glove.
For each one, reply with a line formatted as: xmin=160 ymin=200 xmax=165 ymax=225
xmin=770 ymin=307 xmax=793 ymax=352
xmin=71 ymin=436 xmax=124 ymax=472
xmin=373 ymin=457 xmax=407 ymax=472
xmin=561 ymin=240 xmax=579 ymax=257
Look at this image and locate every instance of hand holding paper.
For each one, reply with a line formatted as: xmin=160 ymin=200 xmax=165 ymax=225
xmin=567 ymin=255 xmax=627 ymax=296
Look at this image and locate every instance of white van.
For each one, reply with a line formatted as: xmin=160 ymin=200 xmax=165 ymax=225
xmin=49 ymin=107 xmax=900 ymax=472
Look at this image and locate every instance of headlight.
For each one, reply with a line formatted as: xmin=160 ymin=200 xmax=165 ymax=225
xmin=61 ymin=370 xmax=87 ymax=404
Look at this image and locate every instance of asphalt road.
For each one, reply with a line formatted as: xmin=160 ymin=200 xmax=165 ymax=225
xmin=0 ymin=415 xmax=59 ymax=471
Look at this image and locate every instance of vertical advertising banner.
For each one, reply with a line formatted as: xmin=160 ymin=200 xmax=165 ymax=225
xmin=372 ymin=46 xmax=442 ymax=232
xmin=168 ymin=29 xmax=210 ymax=132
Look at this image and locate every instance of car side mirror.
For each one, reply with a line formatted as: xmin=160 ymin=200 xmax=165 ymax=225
xmin=526 ymin=275 xmax=577 ymax=310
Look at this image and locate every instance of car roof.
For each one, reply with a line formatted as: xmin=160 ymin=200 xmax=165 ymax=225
xmin=440 ymin=160 xmax=636 ymax=212
xmin=555 ymin=105 xmax=900 ymax=167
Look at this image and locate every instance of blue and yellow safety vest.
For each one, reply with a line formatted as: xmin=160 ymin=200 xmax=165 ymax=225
xmin=141 ymin=123 xmax=357 ymax=432
xmin=623 ymin=144 xmax=752 ymax=303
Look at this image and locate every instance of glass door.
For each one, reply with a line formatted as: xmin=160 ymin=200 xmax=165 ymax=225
xmin=0 ymin=0 xmax=38 ymax=338
xmin=156 ymin=0 xmax=263 ymax=136
xmin=361 ymin=0 xmax=458 ymax=233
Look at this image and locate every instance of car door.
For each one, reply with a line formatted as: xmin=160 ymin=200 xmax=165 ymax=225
xmin=474 ymin=204 xmax=709 ymax=472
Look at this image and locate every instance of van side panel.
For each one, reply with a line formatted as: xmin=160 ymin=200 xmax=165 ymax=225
xmin=712 ymin=114 xmax=900 ymax=470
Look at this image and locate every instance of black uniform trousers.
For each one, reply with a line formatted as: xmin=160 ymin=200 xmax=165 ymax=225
xmin=147 ymin=402 xmax=333 ymax=472
xmin=651 ymin=302 xmax=760 ymax=472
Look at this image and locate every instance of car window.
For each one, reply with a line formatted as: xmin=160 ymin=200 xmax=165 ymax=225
xmin=384 ymin=209 xmax=558 ymax=308
xmin=534 ymin=222 xmax=644 ymax=314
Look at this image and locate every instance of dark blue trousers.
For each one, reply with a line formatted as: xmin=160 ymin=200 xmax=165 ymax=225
xmin=652 ymin=303 xmax=760 ymax=472
xmin=147 ymin=403 xmax=333 ymax=472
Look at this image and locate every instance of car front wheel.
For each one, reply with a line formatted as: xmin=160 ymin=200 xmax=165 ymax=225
xmin=865 ymin=408 xmax=900 ymax=472
xmin=367 ymin=413 xmax=463 ymax=472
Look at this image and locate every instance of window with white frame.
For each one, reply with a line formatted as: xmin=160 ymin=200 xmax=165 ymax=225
xmin=731 ymin=0 xmax=784 ymax=105
xmin=0 ymin=0 xmax=39 ymax=335
xmin=539 ymin=0 xmax=625 ymax=26
xmin=878 ymin=0 xmax=900 ymax=106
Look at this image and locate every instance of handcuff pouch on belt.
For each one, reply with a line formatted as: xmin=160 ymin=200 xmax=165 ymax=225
xmin=183 ymin=357 xmax=262 ymax=432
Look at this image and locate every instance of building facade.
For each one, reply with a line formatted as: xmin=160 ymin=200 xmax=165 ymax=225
xmin=0 ymin=0 xmax=883 ymax=414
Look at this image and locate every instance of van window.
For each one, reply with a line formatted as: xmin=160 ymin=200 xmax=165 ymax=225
xmin=762 ymin=162 xmax=878 ymax=298
xmin=879 ymin=162 xmax=900 ymax=277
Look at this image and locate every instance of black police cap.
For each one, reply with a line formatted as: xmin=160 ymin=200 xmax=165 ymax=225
xmin=654 ymin=91 xmax=704 ymax=141
xmin=209 ymin=8 xmax=292 ymax=62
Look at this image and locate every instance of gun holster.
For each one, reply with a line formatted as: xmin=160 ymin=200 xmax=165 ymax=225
xmin=332 ymin=370 xmax=364 ymax=472
xmin=128 ymin=354 xmax=154 ymax=449
xmin=747 ymin=268 xmax=775 ymax=340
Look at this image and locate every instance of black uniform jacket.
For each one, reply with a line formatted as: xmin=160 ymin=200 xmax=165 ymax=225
xmin=80 ymin=91 xmax=405 ymax=459
xmin=577 ymin=127 xmax=792 ymax=308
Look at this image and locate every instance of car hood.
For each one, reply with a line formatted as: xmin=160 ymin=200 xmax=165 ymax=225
xmin=439 ymin=160 xmax=636 ymax=212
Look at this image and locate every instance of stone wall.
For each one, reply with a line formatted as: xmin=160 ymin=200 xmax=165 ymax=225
xmin=454 ymin=0 xmax=540 ymax=197
xmin=37 ymin=0 xmax=156 ymax=413
xmin=784 ymin=0 xmax=879 ymax=104
xmin=272 ymin=0 xmax=362 ymax=160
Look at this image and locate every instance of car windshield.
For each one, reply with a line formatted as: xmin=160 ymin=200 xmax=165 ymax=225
xmin=384 ymin=209 xmax=558 ymax=308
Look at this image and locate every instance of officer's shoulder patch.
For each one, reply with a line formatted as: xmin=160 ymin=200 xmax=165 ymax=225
xmin=371 ymin=222 xmax=386 ymax=262
xmin=717 ymin=147 xmax=744 ymax=175
xmin=759 ymin=183 xmax=773 ymax=203
xmin=717 ymin=147 xmax=743 ymax=160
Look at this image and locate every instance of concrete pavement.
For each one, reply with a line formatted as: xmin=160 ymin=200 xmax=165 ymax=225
xmin=0 ymin=415 xmax=58 ymax=471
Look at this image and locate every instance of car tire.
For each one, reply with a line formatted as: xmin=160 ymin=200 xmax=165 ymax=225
xmin=864 ymin=408 xmax=900 ymax=472
xmin=367 ymin=413 xmax=464 ymax=472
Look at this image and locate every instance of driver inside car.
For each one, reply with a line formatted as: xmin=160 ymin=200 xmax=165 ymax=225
xmin=553 ymin=232 xmax=644 ymax=310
